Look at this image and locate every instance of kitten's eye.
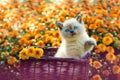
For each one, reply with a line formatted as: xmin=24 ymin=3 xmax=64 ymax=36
xmin=74 ymin=26 xmax=78 ymax=29
xmin=65 ymin=29 xmax=69 ymax=32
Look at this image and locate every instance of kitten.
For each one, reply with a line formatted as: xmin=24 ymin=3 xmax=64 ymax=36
xmin=54 ymin=14 xmax=96 ymax=58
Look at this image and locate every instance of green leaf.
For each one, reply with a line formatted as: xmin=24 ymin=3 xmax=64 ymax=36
xmin=105 ymin=0 xmax=110 ymax=2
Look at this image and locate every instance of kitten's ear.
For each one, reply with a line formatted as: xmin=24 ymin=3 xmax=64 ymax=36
xmin=56 ymin=22 xmax=63 ymax=30
xmin=76 ymin=14 xmax=82 ymax=23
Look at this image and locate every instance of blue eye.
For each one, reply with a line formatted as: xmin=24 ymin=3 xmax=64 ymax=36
xmin=74 ymin=26 xmax=78 ymax=29
xmin=65 ymin=29 xmax=69 ymax=32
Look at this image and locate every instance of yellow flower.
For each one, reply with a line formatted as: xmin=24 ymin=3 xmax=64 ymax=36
xmin=33 ymin=48 xmax=44 ymax=59
xmin=92 ymin=74 xmax=102 ymax=80
xmin=97 ymin=44 xmax=106 ymax=52
xmin=106 ymin=52 xmax=116 ymax=61
xmin=89 ymin=58 xmax=93 ymax=66
xmin=49 ymin=23 xmax=56 ymax=28
xmin=27 ymin=47 xmax=36 ymax=57
xmin=19 ymin=48 xmax=29 ymax=60
xmin=106 ymin=46 xmax=115 ymax=53
xmin=7 ymin=56 xmax=17 ymax=65
xmin=44 ymin=35 xmax=52 ymax=44
xmin=19 ymin=37 xmax=28 ymax=44
xmin=89 ymin=24 xmax=98 ymax=29
xmin=41 ymin=16 xmax=48 ymax=22
xmin=4 ymin=52 xmax=9 ymax=57
xmin=57 ymin=16 xmax=65 ymax=22
xmin=105 ymin=33 xmax=114 ymax=41
xmin=95 ymin=19 xmax=103 ymax=27
xmin=35 ymin=33 xmax=42 ymax=39
xmin=36 ymin=40 xmax=45 ymax=46
xmin=95 ymin=8 xmax=106 ymax=14
xmin=52 ymin=41 xmax=60 ymax=47
xmin=102 ymin=36 xmax=114 ymax=45
xmin=82 ymin=15 xmax=89 ymax=23
xmin=45 ymin=30 xmax=52 ymax=35
xmin=59 ymin=10 xmax=67 ymax=17
xmin=52 ymin=30 xmax=60 ymax=38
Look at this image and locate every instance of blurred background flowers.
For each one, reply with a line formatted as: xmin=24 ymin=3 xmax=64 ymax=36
xmin=0 ymin=0 xmax=120 ymax=79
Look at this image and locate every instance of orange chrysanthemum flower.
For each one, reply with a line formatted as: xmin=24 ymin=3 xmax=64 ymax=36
xmin=35 ymin=33 xmax=42 ymax=39
xmin=33 ymin=48 xmax=44 ymax=59
xmin=97 ymin=44 xmax=106 ymax=52
xmin=52 ymin=41 xmax=60 ymax=47
xmin=7 ymin=56 xmax=17 ymax=65
xmin=106 ymin=46 xmax=115 ymax=53
xmin=44 ymin=36 xmax=52 ymax=43
xmin=95 ymin=8 xmax=104 ymax=14
xmin=19 ymin=37 xmax=28 ymax=45
xmin=49 ymin=23 xmax=56 ymax=28
xmin=36 ymin=40 xmax=45 ymax=46
xmin=102 ymin=36 xmax=114 ymax=45
xmin=27 ymin=46 xmax=36 ymax=57
xmin=92 ymin=74 xmax=102 ymax=80
xmin=97 ymin=27 xmax=103 ymax=32
xmin=89 ymin=58 xmax=93 ymax=66
xmin=95 ymin=19 xmax=103 ymax=27
xmin=59 ymin=10 xmax=67 ymax=17
xmin=4 ymin=52 xmax=9 ymax=57
xmin=89 ymin=24 xmax=98 ymax=30
xmin=102 ymin=70 xmax=110 ymax=76
xmin=87 ymin=17 xmax=95 ymax=24
xmin=106 ymin=52 xmax=116 ymax=61
xmin=93 ymin=61 xmax=102 ymax=69
xmin=57 ymin=16 xmax=65 ymax=22
xmin=19 ymin=48 xmax=29 ymax=60
xmin=41 ymin=17 xmax=48 ymax=22
xmin=82 ymin=15 xmax=88 ymax=22
xmin=117 ymin=34 xmax=120 ymax=39
xmin=91 ymin=35 xmax=99 ymax=42
xmin=52 ymin=30 xmax=60 ymax=38
xmin=112 ymin=65 xmax=120 ymax=74
xmin=8 ymin=31 xmax=18 ymax=38
xmin=45 ymin=30 xmax=52 ymax=35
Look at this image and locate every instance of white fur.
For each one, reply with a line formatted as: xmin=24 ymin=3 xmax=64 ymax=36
xmin=54 ymin=18 xmax=96 ymax=58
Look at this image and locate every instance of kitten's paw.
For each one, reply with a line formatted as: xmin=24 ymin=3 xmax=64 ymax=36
xmin=85 ymin=38 xmax=96 ymax=46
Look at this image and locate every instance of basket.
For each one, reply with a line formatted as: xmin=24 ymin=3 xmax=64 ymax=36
xmin=0 ymin=47 xmax=90 ymax=80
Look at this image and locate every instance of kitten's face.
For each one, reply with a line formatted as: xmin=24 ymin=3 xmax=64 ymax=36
xmin=57 ymin=15 xmax=86 ymax=38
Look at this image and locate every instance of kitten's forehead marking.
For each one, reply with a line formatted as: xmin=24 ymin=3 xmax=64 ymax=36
xmin=68 ymin=24 xmax=72 ymax=29
xmin=63 ymin=18 xmax=79 ymax=29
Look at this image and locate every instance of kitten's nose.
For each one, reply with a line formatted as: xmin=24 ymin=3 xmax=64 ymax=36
xmin=70 ymin=30 xmax=74 ymax=33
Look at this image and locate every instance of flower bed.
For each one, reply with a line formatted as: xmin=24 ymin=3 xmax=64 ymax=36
xmin=89 ymin=49 xmax=120 ymax=80
xmin=0 ymin=0 xmax=120 ymax=80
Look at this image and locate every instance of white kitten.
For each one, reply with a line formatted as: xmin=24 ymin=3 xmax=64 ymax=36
xmin=54 ymin=15 xmax=96 ymax=58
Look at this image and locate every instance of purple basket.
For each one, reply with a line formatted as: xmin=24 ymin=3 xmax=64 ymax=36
xmin=0 ymin=64 xmax=20 ymax=80
xmin=0 ymin=47 xmax=90 ymax=80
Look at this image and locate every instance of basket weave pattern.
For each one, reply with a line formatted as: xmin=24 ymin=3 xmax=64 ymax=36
xmin=0 ymin=47 xmax=90 ymax=80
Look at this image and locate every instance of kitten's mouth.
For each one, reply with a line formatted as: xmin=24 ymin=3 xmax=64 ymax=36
xmin=71 ymin=33 xmax=76 ymax=36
